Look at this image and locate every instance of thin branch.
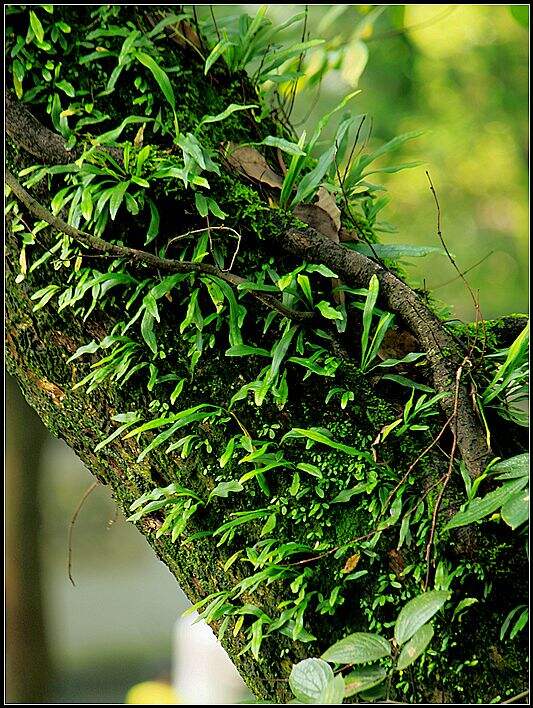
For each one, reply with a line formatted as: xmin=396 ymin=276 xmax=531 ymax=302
xmin=501 ymin=691 xmax=529 ymax=704
xmin=281 ymin=225 xmax=491 ymax=479
xmin=67 ymin=480 xmax=99 ymax=586
xmin=423 ymin=358 xmax=467 ymax=588
xmin=5 ymin=170 xmax=315 ymax=324
xmin=433 ymin=250 xmax=495 ymax=290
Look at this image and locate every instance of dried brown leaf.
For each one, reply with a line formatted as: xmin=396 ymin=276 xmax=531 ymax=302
xmin=225 ymin=143 xmax=283 ymax=189
xmin=293 ymin=203 xmax=338 ymax=242
xmin=315 ymin=186 xmax=341 ymax=232
xmin=342 ymin=553 xmax=361 ymax=574
xmin=378 ymin=328 xmax=419 ymax=361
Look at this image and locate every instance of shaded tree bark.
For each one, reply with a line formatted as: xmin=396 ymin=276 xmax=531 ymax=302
xmin=6 ymin=375 xmax=53 ymax=703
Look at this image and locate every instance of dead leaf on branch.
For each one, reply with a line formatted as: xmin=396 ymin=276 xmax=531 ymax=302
xmin=315 ymin=186 xmax=341 ymax=232
xmin=342 ymin=553 xmax=361 ymax=574
xmin=225 ymin=143 xmax=347 ymax=302
xmin=378 ymin=328 xmax=420 ymax=361
xmin=224 ymin=143 xmax=283 ymax=189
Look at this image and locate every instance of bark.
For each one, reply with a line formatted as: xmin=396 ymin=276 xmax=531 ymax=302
xmin=5 ymin=6 xmax=528 ymax=703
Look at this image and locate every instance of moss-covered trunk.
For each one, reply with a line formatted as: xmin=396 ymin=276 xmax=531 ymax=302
xmin=5 ymin=6 xmax=527 ymax=703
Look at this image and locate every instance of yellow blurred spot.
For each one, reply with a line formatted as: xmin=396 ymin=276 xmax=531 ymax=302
xmin=125 ymin=681 xmax=181 ymax=704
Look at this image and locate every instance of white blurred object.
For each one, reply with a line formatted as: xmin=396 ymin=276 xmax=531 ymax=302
xmin=172 ymin=611 xmax=248 ymax=704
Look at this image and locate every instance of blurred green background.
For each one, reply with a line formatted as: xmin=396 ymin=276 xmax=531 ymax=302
xmin=6 ymin=5 xmax=528 ymax=704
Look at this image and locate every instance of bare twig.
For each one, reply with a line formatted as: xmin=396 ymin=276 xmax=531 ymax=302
xmin=501 ymin=690 xmax=529 ymax=704
xmin=423 ymin=359 xmax=468 ymax=588
xmin=5 ymin=170 xmax=314 ymax=324
xmin=433 ymin=250 xmax=495 ymax=290
xmin=67 ymin=480 xmax=98 ymax=586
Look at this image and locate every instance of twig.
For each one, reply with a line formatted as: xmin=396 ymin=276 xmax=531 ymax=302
xmin=433 ymin=250 xmax=495 ymax=290
xmin=67 ymin=480 xmax=98 ymax=586
xmin=168 ymin=225 xmax=242 ymax=272
xmin=426 ymin=171 xmax=487 ymax=355
xmin=5 ymin=170 xmax=314 ymax=324
xmin=501 ymin=690 xmax=529 ymax=704
xmin=282 ymin=226 xmax=491 ymax=479
xmin=423 ymin=359 xmax=467 ymax=588
xmin=377 ymin=413 xmax=455 ymax=522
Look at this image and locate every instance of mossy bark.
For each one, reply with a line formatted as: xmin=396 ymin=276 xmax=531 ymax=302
xmin=5 ymin=6 xmax=527 ymax=703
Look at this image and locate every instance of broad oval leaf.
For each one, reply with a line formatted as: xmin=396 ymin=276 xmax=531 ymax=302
xmin=344 ymin=666 xmax=387 ymax=697
xmin=501 ymin=487 xmax=529 ymax=530
xmin=322 ymin=632 xmax=391 ymax=664
xmin=396 ymin=623 xmax=434 ymax=670
xmin=319 ymin=674 xmax=345 ymax=704
xmin=289 ymin=658 xmax=334 ymax=704
xmin=394 ymin=591 xmax=449 ymax=645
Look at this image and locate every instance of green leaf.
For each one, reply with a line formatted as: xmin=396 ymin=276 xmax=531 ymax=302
xmin=444 ymin=476 xmax=528 ymax=530
xmin=492 ymin=453 xmax=529 ymax=479
xmin=260 ymin=136 xmax=306 ymax=156
xmin=394 ymin=591 xmax=450 ymax=645
xmin=255 ymin=323 xmax=298 ymax=406
xmin=141 ymin=310 xmax=157 ymax=354
xmin=289 ymin=658 xmax=335 ymax=704
xmin=381 ymin=373 xmax=434 ymax=393
xmin=94 ymin=116 xmax=153 ymax=145
xmin=361 ymin=274 xmax=379 ymax=362
xmin=261 ymin=512 xmax=277 ymax=537
xmin=109 ymin=181 xmax=129 ymax=220
xmin=67 ymin=340 xmax=99 ymax=363
xmin=208 ymin=480 xmax=244 ymax=501
xmin=501 ymin=487 xmax=529 ymax=530
xmin=208 ymin=277 xmax=246 ymax=347
xmin=143 ymin=293 xmax=160 ymax=322
xmin=319 ymin=675 xmax=345 ymax=704
xmin=322 ymin=632 xmax=391 ymax=664
xmin=134 ymin=51 xmax=175 ymax=111
xmin=331 ymin=483 xmax=370 ymax=503
xmin=204 ymin=38 xmax=235 ymax=74
xmin=344 ymin=666 xmax=387 ymax=697
xmin=483 ymin=322 xmax=529 ymax=403
xmin=296 ymin=462 xmax=323 ymax=479
xmin=396 ymin=623 xmax=434 ymax=670
xmin=29 ymin=10 xmax=45 ymax=43
xmin=291 ymin=145 xmax=336 ymax=207
xmin=80 ymin=188 xmax=93 ymax=221
xmin=225 ymin=344 xmax=270 ymax=357
xmin=282 ymin=427 xmax=373 ymax=461
xmin=316 ymin=301 xmax=343 ymax=321
xmin=145 ymin=198 xmax=160 ymax=244
xmin=200 ymin=103 xmax=257 ymax=125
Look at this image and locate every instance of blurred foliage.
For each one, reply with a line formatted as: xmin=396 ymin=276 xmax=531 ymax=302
xmin=125 ymin=681 xmax=180 ymax=704
xmin=204 ymin=4 xmax=528 ymax=320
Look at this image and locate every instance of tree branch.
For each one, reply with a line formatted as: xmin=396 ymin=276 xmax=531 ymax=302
xmin=6 ymin=92 xmax=491 ymax=479
xmin=279 ymin=227 xmax=491 ymax=478
xmin=5 ymin=170 xmax=315 ymax=324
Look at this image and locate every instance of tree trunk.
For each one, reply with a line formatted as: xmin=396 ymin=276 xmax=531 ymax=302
xmin=6 ymin=375 xmax=53 ymax=702
xmin=5 ymin=6 xmax=527 ymax=703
